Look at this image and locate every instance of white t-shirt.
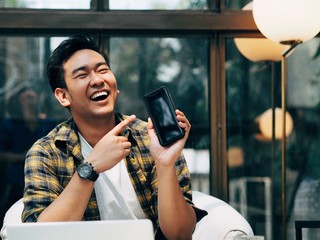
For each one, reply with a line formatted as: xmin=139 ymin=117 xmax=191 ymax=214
xmin=79 ymin=133 xmax=146 ymax=220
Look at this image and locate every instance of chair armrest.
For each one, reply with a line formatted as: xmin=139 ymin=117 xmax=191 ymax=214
xmin=192 ymin=191 xmax=254 ymax=240
xmin=1 ymin=198 xmax=24 ymax=240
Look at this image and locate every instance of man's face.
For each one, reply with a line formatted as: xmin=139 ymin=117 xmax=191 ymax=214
xmin=58 ymin=49 xmax=119 ymax=121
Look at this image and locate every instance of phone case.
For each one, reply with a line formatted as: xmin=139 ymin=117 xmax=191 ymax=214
xmin=143 ymin=86 xmax=185 ymax=146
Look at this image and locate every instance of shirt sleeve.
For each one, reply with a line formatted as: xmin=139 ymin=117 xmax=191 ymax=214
xmin=22 ymin=140 xmax=65 ymax=222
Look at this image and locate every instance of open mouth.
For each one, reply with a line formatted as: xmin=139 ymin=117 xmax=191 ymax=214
xmin=90 ymin=91 xmax=109 ymax=101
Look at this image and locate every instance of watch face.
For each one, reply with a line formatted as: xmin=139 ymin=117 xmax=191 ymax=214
xmin=78 ymin=163 xmax=92 ymax=179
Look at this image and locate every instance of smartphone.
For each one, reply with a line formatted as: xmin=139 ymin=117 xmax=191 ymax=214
xmin=143 ymin=86 xmax=185 ymax=147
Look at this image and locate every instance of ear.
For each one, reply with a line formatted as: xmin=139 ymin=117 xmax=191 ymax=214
xmin=54 ymin=88 xmax=71 ymax=108
xmin=115 ymin=89 xmax=120 ymax=99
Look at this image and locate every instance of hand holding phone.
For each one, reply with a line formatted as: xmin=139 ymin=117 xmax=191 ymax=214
xmin=143 ymin=86 xmax=185 ymax=147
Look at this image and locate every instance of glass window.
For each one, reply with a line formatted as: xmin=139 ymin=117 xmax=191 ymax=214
xmin=0 ymin=36 xmax=70 ymax=227
xmin=226 ymin=36 xmax=276 ymax=239
xmin=110 ymin=0 xmax=207 ymax=10
xmin=110 ymin=37 xmax=210 ymax=193
xmin=226 ymin=36 xmax=320 ymax=240
xmin=286 ymin=38 xmax=320 ymax=240
xmin=0 ymin=0 xmax=91 ymax=9
xmin=0 ymin=36 xmax=69 ymax=121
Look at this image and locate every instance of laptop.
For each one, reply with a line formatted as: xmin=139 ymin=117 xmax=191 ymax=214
xmin=6 ymin=219 xmax=154 ymax=240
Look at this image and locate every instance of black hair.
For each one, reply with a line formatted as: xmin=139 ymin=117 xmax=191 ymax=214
xmin=47 ymin=34 xmax=110 ymax=92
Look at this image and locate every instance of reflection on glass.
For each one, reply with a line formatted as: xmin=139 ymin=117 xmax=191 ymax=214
xmin=286 ymin=37 xmax=320 ymax=240
xmin=0 ymin=36 xmax=70 ymax=229
xmin=0 ymin=37 xmax=69 ymax=121
xmin=227 ymin=36 xmax=320 ymax=240
xmin=110 ymin=0 xmax=207 ymax=10
xmin=0 ymin=0 xmax=90 ymax=9
xmin=226 ymin=36 xmax=280 ymax=239
xmin=110 ymin=37 xmax=210 ymax=193
xmin=0 ymin=86 xmax=56 ymax=223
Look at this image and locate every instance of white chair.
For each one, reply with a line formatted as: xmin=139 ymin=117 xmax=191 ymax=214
xmin=1 ymin=191 xmax=253 ymax=240
xmin=192 ymin=191 xmax=254 ymax=239
xmin=1 ymin=198 xmax=23 ymax=240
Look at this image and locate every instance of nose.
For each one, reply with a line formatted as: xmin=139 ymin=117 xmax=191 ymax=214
xmin=90 ymin=71 xmax=104 ymax=87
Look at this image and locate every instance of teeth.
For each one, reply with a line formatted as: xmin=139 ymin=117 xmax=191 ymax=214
xmin=91 ymin=91 xmax=108 ymax=100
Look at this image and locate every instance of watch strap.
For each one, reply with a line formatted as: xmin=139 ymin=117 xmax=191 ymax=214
xmin=87 ymin=162 xmax=99 ymax=181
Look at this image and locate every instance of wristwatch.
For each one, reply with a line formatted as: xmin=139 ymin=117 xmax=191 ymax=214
xmin=77 ymin=162 xmax=99 ymax=182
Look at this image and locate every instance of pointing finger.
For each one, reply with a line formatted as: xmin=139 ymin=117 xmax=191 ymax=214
xmin=110 ymin=115 xmax=136 ymax=136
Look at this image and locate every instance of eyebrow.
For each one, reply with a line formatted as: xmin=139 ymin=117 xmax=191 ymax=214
xmin=71 ymin=62 xmax=109 ymax=76
xmin=71 ymin=66 xmax=87 ymax=76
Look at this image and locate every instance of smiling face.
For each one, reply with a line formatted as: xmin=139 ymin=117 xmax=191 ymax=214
xmin=54 ymin=49 xmax=119 ymax=123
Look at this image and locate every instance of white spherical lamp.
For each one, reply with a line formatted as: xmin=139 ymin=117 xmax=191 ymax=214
xmin=252 ymin=0 xmax=320 ymax=44
xmin=234 ymin=2 xmax=290 ymax=62
xmin=234 ymin=37 xmax=289 ymax=62
xmin=257 ymin=108 xmax=293 ymax=140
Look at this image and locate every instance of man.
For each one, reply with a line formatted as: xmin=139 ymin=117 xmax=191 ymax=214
xmin=22 ymin=35 xmax=207 ymax=240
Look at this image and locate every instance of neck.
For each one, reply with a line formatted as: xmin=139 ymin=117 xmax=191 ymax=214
xmin=75 ymin=113 xmax=116 ymax=147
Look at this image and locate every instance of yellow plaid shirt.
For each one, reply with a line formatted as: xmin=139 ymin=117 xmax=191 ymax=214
xmin=22 ymin=113 xmax=207 ymax=238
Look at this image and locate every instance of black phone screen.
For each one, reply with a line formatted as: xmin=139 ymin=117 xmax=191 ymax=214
xmin=143 ymin=86 xmax=185 ymax=146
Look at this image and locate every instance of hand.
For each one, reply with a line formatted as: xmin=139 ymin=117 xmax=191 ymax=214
xmin=86 ymin=115 xmax=136 ymax=173
xmin=147 ymin=109 xmax=191 ymax=167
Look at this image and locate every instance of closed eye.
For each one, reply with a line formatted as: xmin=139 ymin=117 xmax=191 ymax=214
xmin=98 ymin=67 xmax=109 ymax=74
xmin=75 ymin=73 xmax=88 ymax=79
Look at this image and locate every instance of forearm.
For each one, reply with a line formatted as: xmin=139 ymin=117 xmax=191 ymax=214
xmin=37 ymin=173 xmax=94 ymax=222
xmin=157 ymin=165 xmax=196 ymax=240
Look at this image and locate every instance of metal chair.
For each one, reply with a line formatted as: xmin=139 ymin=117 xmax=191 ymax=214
xmin=295 ymin=220 xmax=320 ymax=240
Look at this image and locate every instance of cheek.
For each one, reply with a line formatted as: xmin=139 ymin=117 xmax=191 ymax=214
xmin=109 ymin=72 xmax=117 ymax=85
xmin=70 ymin=81 xmax=89 ymax=97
